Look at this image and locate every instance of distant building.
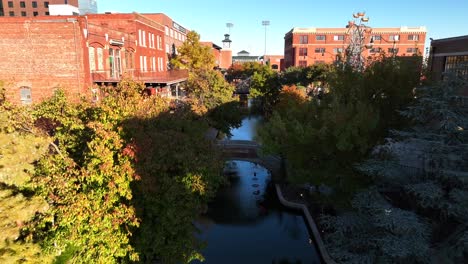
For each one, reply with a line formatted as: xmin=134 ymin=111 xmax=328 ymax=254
xmin=78 ymin=0 xmax=97 ymax=14
xmin=232 ymin=50 xmax=261 ymax=64
xmin=263 ymin=55 xmax=284 ymax=71
xmin=428 ymin=35 xmax=468 ymax=81
xmin=200 ymin=42 xmax=232 ymax=70
xmin=143 ymin=13 xmax=188 ymax=68
xmin=0 ymin=13 xmax=189 ymax=104
xmin=0 ymin=0 xmax=79 ymax=16
xmin=284 ymin=26 xmax=426 ymax=69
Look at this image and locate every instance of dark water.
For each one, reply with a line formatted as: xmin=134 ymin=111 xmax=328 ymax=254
xmin=192 ymin=117 xmax=321 ymax=264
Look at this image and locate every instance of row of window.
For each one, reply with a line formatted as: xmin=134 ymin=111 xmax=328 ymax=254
xmin=444 ymin=55 xmax=468 ymax=77
xmin=138 ymin=30 xmax=163 ymax=50
xmin=164 ymin=26 xmax=185 ymax=42
xmin=139 ymin=56 xmax=164 ymax=72
xmin=298 ymin=34 xmax=420 ymax=44
xmin=299 ymin=47 xmax=419 ymax=56
xmin=6 ymin=11 xmax=49 ymax=16
xmin=6 ymin=1 xmax=48 ymax=8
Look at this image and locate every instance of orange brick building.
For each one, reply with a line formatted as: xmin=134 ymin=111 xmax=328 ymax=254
xmin=0 ymin=13 xmax=188 ymax=104
xmin=263 ymin=55 xmax=284 ymax=71
xmin=201 ymin=41 xmax=233 ymax=70
xmin=0 ymin=0 xmax=79 ymax=17
xmin=284 ymin=26 xmax=426 ymax=69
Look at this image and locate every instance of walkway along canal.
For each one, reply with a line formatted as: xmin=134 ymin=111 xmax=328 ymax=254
xmin=192 ymin=116 xmax=322 ymax=263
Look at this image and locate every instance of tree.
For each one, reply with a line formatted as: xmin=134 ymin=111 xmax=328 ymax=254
xmin=171 ymin=31 xmax=235 ymax=113
xmin=29 ymin=88 xmax=141 ymax=263
xmin=319 ymin=188 xmax=431 ymax=263
xmin=170 ymin=31 xmax=215 ymax=72
xmin=249 ymin=64 xmax=281 ymax=114
xmin=0 ymin=93 xmax=53 ymax=263
xmin=357 ymin=70 xmax=468 ymax=262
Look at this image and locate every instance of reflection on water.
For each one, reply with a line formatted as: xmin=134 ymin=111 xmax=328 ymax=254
xmin=193 ymin=161 xmax=321 ymax=264
xmin=226 ymin=116 xmax=261 ymax=141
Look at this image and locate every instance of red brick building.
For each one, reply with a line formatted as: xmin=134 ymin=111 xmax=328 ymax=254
xmin=263 ymin=55 xmax=284 ymax=71
xmin=284 ymin=26 xmax=426 ymax=69
xmin=428 ymin=35 xmax=468 ymax=82
xmin=0 ymin=13 xmax=188 ymax=104
xmin=0 ymin=0 xmax=79 ymax=17
xmin=143 ymin=13 xmax=188 ymax=64
xmin=201 ymin=41 xmax=232 ymax=70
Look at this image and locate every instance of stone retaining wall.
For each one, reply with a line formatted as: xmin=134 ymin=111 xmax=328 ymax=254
xmin=275 ymin=184 xmax=336 ymax=264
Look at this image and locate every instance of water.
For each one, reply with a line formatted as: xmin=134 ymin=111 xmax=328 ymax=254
xmin=193 ymin=116 xmax=321 ymax=263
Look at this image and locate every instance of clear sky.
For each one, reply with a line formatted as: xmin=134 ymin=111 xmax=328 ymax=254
xmin=97 ymin=0 xmax=468 ymax=56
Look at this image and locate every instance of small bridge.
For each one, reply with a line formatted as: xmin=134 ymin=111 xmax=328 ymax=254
xmin=216 ymin=140 xmax=282 ymax=179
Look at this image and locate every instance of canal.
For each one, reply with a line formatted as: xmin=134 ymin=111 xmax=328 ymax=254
xmin=193 ymin=116 xmax=321 ymax=263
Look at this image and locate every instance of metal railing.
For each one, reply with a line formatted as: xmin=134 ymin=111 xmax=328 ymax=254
xmin=91 ymin=69 xmax=188 ymax=84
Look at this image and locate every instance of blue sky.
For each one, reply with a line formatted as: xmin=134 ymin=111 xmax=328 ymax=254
xmin=97 ymin=0 xmax=468 ymax=56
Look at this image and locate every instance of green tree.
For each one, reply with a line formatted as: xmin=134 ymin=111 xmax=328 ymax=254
xmin=0 ymin=94 xmax=53 ymax=263
xmin=29 ymin=88 xmax=141 ymax=263
xmin=171 ymin=31 xmax=235 ymax=113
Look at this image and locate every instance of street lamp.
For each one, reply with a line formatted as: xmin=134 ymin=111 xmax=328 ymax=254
xmin=262 ymin=20 xmax=270 ymax=58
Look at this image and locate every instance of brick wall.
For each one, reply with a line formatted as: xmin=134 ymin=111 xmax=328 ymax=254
xmin=0 ymin=17 xmax=87 ymax=104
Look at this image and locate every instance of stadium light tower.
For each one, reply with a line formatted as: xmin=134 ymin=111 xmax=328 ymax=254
xmin=226 ymin=22 xmax=234 ymax=34
xmin=262 ymin=20 xmax=270 ymax=57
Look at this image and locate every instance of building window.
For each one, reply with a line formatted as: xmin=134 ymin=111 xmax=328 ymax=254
xmin=97 ymin=48 xmax=104 ymax=70
xmin=170 ymin=29 xmax=173 ymax=38
xmin=109 ymin=48 xmax=115 ymax=77
xmin=316 ymin=35 xmax=326 ymax=41
xmin=299 ymin=35 xmax=308 ymax=44
xmin=271 ymin=64 xmax=279 ymax=70
xmin=372 ymin=35 xmax=381 ymax=41
xmin=299 ymin=47 xmax=308 ymax=56
xmin=88 ymin=47 xmax=96 ymax=71
xmin=9 ymin=11 xmax=14 ymax=16
xmin=333 ymin=35 xmax=344 ymax=41
xmin=165 ymin=26 xmax=169 ymax=35
xmin=8 ymin=1 xmax=13 ymax=8
xmin=33 ymin=11 xmax=38 ymax=16
xmin=20 ymin=86 xmax=32 ymax=105
xmin=315 ymin=48 xmax=326 ymax=53
xmin=125 ymin=50 xmax=134 ymax=70
xmin=408 ymin=35 xmax=419 ymax=41
xmin=298 ymin=60 xmax=307 ymax=67
xmin=45 ymin=11 xmax=49 ymax=15
xmin=166 ymin=43 xmax=170 ymax=53
xmin=370 ymin=47 xmax=382 ymax=53
xmin=388 ymin=48 xmax=399 ymax=54
xmin=406 ymin=48 xmax=418 ymax=53
xmin=32 ymin=1 xmax=38 ymax=8
xmin=444 ymin=55 xmax=468 ymax=77
xmin=44 ymin=2 xmax=49 ymax=8
xmin=20 ymin=1 xmax=25 ymax=8
xmin=389 ymin=35 xmax=399 ymax=41
xmin=333 ymin=47 xmax=343 ymax=53
xmin=21 ymin=11 xmax=26 ymax=16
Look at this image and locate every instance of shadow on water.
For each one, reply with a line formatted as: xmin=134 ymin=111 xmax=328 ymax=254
xmin=193 ymin=159 xmax=321 ymax=263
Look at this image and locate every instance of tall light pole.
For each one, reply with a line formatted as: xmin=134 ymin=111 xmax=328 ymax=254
xmin=226 ymin=22 xmax=234 ymax=34
xmin=262 ymin=20 xmax=270 ymax=58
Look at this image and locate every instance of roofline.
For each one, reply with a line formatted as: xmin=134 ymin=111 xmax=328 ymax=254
xmin=431 ymin=35 xmax=468 ymax=43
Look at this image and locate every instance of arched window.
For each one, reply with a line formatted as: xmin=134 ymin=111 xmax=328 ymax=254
xmin=20 ymin=86 xmax=32 ymax=104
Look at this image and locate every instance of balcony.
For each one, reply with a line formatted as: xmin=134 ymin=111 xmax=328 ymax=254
xmin=91 ymin=69 xmax=189 ymax=86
